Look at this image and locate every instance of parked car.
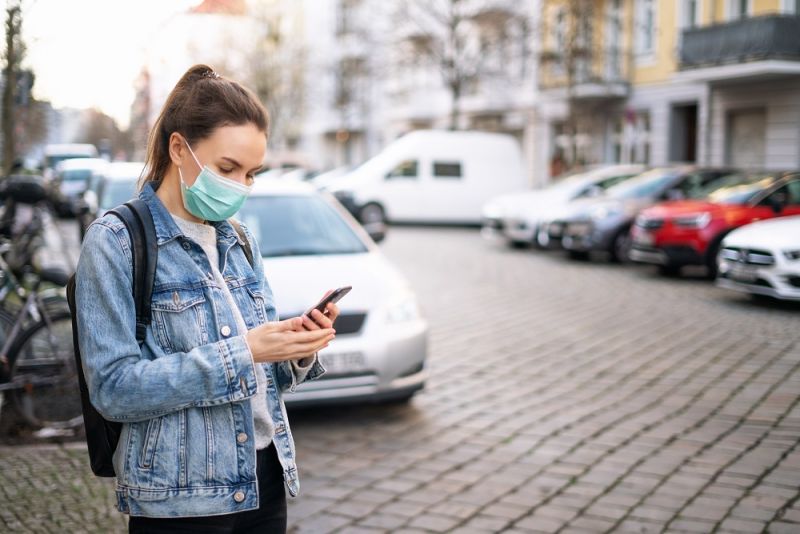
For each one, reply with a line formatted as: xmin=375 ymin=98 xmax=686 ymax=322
xmin=50 ymin=158 xmax=108 ymax=216
xmin=716 ymin=215 xmax=800 ymax=301
xmin=481 ymin=164 xmax=645 ymax=248
xmin=236 ymin=179 xmax=428 ymax=405
xmin=42 ymin=143 xmax=99 ymax=179
xmin=312 ymin=165 xmax=354 ymax=190
xmin=630 ymin=171 xmax=800 ymax=276
xmin=326 ymin=130 xmax=527 ymax=227
xmin=550 ymin=166 xmax=735 ymax=261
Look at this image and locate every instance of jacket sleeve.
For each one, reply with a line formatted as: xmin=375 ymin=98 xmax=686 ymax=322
xmin=76 ymin=220 xmax=258 ymax=423
xmin=236 ymin=221 xmax=326 ymax=393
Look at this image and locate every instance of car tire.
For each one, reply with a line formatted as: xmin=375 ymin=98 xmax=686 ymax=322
xmin=705 ymin=233 xmax=728 ymax=280
xmin=610 ymin=228 xmax=632 ymax=263
xmin=359 ymin=202 xmax=386 ymax=226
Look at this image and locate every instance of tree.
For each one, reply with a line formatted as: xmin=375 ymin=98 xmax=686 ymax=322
xmin=2 ymin=0 xmax=25 ymax=174
xmin=78 ymin=109 xmax=133 ymax=160
xmin=395 ymin=0 xmax=523 ymax=130
xmin=240 ymin=2 xmax=307 ymax=153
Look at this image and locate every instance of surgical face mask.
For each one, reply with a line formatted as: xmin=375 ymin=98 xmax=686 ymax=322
xmin=178 ymin=138 xmax=253 ymax=221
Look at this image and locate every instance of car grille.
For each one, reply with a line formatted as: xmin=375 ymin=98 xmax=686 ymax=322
xmin=284 ymin=312 xmax=367 ymax=335
xmin=483 ymin=217 xmax=504 ymax=230
xmin=548 ymin=221 xmax=565 ymax=237
xmin=565 ymin=222 xmax=592 ymax=237
xmin=636 ymin=217 xmax=664 ymax=230
xmin=720 ymin=247 xmax=775 ymax=266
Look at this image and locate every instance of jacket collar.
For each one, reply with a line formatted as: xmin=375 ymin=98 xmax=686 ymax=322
xmin=139 ymin=182 xmax=244 ymax=245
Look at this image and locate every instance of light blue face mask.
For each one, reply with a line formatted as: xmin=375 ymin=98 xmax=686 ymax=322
xmin=178 ymin=138 xmax=253 ymax=222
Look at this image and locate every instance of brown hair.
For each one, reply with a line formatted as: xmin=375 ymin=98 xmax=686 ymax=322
xmin=139 ymin=64 xmax=269 ymax=189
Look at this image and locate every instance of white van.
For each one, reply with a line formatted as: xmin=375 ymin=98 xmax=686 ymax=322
xmin=326 ymin=130 xmax=527 ymax=225
xmin=42 ymin=143 xmax=99 ymax=179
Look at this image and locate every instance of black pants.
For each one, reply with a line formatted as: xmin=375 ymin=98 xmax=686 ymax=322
xmin=128 ymin=443 xmax=287 ymax=534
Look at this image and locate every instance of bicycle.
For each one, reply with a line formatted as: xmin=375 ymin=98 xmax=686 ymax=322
xmin=0 ymin=176 xmax=81 ymax=431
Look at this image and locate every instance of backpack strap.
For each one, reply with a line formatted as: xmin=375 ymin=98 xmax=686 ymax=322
xmin=107 ymin=199 xmax=157 ymax=346
xmin=229 ymin=219 xmax=254 ymax=267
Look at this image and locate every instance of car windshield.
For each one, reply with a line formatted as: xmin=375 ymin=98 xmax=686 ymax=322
xmin=605 ymin=169 xmax=677 ymax=200
xmin=238 ymin=194 xmax=368 ymax=257
xmin=61 ymin=169 xmax=92 ymax=183
xmin=699 ymin=173 xmax=777 ymax=204
xmin=100 ymin=179 xmax=138 ymax=210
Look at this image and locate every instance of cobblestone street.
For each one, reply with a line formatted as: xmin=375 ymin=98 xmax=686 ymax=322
xmin=2 ymin=225 xmax=799 ymax=533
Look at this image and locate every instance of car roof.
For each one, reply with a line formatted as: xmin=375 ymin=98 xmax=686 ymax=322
xmin=250 ymin=175 xmax=317 ymax=196
xmin=102 ymin=162 xmax=145 ymax=180
xmin=56 ymin=158 xmax=109 ymax=171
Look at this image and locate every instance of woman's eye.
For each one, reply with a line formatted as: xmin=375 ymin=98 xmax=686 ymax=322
xmin=219 ymin=168 xmax=234 ymax=174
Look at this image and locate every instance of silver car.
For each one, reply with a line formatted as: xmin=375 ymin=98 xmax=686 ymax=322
xmin=237 ymin=179 xmax=428 ymax=406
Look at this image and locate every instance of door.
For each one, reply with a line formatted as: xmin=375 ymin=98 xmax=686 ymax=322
xmin=381 ymin=158 xmax=424 ymax=222
xmin=755 ymin=177 xmax=800 ymax=220
xmin=726 ymin=109 xmax=766 ymax=169
xmin=669 ymin=103 xmax=698 ymax=163
xmin=425 ymin=159 xmax=467 ymax=222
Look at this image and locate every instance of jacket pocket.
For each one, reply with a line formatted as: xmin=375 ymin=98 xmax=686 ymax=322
xmin=151 ymin=287 xmax=208 ymax=353
xmin=138 ymin=417 xmax=162 ymax=470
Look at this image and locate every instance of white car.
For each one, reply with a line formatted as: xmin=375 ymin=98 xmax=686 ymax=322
xmin=237 ymin=178 xmax=428 ymax=405
xmin=481 ymin=164 xmax=645 ymax=248
xmin=716 ymin=215 xmax=800 ymax=301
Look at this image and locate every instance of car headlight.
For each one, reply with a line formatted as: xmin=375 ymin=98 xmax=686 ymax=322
xmin=784 ymin=250 xmax=800 ymax=261
xmin=673 ymin=213 xmax=711 ymax=228
xmin=385 ymin=294 xmax=421 ymax=324
xmin=589 ymin=205 xmax=621 ymax=221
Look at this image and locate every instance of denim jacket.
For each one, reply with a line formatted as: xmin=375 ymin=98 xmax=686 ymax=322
xmin=75 ymin=183 xmax=325 ymax=518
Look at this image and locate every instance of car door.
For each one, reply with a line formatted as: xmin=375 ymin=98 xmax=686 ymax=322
xmin=382 ymin=158 xmax=424 ymax=222
xmin=756 ymin=176 xmax=800 ymax=220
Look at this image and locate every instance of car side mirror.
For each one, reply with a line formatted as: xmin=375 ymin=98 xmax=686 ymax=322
xmin=768 ymin=196 xmax=785 ymax=214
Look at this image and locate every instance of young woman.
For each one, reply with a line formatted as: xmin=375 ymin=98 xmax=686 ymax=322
xmin=75 ymin=64 xmax=336 ymax=533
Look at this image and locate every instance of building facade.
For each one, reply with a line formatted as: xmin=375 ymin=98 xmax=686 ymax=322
xmin=538 ymin=0 xmax=800 ymax=176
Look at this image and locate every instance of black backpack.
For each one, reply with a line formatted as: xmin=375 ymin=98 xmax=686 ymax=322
xmin=66 ymin=199 xmax=253 ymax=477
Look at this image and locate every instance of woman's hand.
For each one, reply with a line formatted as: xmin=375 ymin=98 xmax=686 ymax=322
xmin=299 ymin=290 xmax=341 ymax=332
xmin=246 ymin=318 xmax=335 ymax=364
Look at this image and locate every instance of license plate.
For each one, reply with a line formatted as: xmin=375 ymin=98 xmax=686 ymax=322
xmin=567 ymin=223 xmax=591 ymax=237
xmin=729 ymin=265 xmax=758 ymax=283
xmin=632 ymin=229 xmax=654 ymax=246
xmin=319 ymin=351 xmax=368 ymax=375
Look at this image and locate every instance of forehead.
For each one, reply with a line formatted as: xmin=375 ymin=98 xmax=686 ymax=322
xmin=197 ymin=123 xmax=266 ymax=163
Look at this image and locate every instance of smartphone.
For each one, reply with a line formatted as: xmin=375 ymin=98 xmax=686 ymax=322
xmin=304 ymin=286 xmax=352 ymax=318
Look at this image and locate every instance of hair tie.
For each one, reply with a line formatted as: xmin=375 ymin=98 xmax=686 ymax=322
xmin=201 ymin=70 xmax=221 ymax=79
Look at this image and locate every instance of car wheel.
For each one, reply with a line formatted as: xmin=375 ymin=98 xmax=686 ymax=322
xmin=567 ymin=250 xmax=590 ymax=261
xmin=705 ymin=234 xmax=728 ymax=280
xmin=610 ymin=228 xmax=632 ymax=263
xmin=359 ymin=203 xmax=385 ymax=226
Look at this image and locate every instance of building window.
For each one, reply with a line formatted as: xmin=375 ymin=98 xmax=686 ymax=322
xmin=613 ymin=110 xmax=651 ymax=164
xmin=782 ymin=0 xmax=800 ymax=14
xmin=727 ymin=0 xmax=751 ymax=20
xmin=681 ymin=0 xmax=701 ymax=28
xmin=433 ymin=162 xmax=462 ymax=179
xmin=635 ymin=0 xmax=656 ymax=58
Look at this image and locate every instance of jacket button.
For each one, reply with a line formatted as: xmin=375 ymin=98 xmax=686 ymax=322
xmin=233 ymin=491 xmax=245 ymax=503
xmin=221 ymin=325 xmax=232 ymax=337
xmin=237 ymin=432 xmax=248 ymax=443
xmin=182 ymin=241 xmax=191 ymax=251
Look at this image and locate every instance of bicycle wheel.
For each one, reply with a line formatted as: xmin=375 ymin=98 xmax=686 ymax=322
xmin=7 ymin=311 xmax=82 ymax=429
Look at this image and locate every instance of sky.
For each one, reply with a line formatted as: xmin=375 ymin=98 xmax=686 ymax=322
xmin=10 ymin=0 xmax=200 ymax=129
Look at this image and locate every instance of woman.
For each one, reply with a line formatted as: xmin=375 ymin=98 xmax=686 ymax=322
xmin=75 ymin=64 xmax=335 ymax=533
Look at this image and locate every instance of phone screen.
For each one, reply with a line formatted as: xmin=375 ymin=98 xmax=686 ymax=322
xmin=305 ymin=286 xmax=352 ymax=317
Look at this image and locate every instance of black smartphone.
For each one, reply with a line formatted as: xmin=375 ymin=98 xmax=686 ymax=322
xmin=304 ymin=286 xmax=352 ymax=318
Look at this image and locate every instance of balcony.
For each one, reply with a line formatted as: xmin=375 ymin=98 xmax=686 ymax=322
xmin=678 ymin=15 xmax=800 ymax=83
xmin=538 ymin=47 xmax=630 ymax=101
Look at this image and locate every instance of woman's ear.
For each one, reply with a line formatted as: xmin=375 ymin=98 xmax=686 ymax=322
xmin=167 ymin=132 xmax=185 ymax=168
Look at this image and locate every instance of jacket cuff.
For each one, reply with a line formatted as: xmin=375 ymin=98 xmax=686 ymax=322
xmin=221 ymin=335 xmax=258 ymax=401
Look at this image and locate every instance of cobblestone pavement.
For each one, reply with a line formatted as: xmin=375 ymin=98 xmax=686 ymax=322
xmin=2 ymin=224 xmax=799 ymax=533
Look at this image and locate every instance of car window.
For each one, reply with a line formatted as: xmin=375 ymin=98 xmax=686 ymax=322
xmin=605 ymin=169 xmax=677 ymax=200
xmin=760 ymin=178 xmax=800 ymax=208
xmin=238 ymin=194 xmax=369 ymax=257
xmin=432 ymin=161 xmax=462 ymax=179
xmin=385 ymin=160 xmax=418 ymax=179
xmin=704 ymin=173 xmax=776 ymax=204
xmin=676 ymin=172 xmax=715 ymax=199
xmin=99 ymin=179 xmax=138 ymax=211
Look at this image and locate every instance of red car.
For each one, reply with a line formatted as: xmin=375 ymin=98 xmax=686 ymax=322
xmin=629 ymin=171 xmax=800 ymax=276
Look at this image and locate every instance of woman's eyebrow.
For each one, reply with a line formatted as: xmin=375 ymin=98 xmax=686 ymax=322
xmin=221 ymin=156 xmax=262 ymax=173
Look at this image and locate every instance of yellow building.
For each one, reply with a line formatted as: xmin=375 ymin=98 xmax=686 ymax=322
xmin=537 ymin=0 xmax=800 ymax=179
